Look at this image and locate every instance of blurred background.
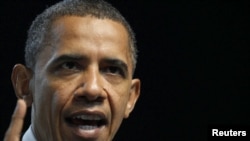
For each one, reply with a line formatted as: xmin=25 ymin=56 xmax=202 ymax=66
xmin=0 ymin=0 xmax=249 ymax=140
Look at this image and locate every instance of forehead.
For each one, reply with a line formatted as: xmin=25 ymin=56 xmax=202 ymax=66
xmin=36 ymin=16 xmax=133 ymax=72
xmin=51 ymin=15 xmax=129 ymax=47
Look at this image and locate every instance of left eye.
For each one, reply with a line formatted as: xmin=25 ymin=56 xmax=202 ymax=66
xmin=104 ymin=66 xmax=123 ymax=75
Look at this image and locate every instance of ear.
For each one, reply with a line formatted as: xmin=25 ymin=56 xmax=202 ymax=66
xmin=124 ymin=78 xmax=141 ymax=118
xmin=11 ymin=64 xmax=33 ymax=107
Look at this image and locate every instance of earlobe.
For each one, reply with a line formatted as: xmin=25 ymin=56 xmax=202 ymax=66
xmin=124 ymin=78 xmax=141 ymax=118
xmin=11 ymin=64 xmax=33 ymax=107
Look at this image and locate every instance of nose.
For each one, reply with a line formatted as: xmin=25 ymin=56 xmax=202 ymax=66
xmin=74 ymin=66 xmax=106 ymax=102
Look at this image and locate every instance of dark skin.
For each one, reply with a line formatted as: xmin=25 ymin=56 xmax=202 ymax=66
xmin=4 ymin=16 xmax=140 ymax=141
xmin=4 ymin=99 xmax=27 ymax=141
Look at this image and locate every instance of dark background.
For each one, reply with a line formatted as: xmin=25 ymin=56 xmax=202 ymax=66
xmin=0 ymin=0 xmax=249 ymax=140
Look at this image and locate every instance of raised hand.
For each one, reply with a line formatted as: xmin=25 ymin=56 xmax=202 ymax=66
xmin=4 ymin=99 xmax=27 ymax=141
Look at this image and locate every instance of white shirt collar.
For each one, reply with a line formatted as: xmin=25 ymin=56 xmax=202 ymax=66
xmin=22 ymin=126 xmax=37 ymax=141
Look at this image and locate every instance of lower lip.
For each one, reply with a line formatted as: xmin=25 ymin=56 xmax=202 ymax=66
xmin=69 ymin=124 xmax=105 ymax=139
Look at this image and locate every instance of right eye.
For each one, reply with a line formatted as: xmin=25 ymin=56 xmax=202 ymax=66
xmin=54 ymin=61 xmax=82 ymax=75
xmin=61 ymin=61 xmax=79 ymax=70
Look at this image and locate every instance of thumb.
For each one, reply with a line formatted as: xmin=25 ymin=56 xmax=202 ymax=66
xmin=4 ymin=99 xmax=27 ymax=141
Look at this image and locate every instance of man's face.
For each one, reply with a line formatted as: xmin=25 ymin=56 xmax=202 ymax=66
xmin=29 ymin=16 xmax=140 ymax=141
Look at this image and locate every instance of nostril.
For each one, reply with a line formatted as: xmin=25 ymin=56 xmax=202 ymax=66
xmin=74 ymin=92 xmax=101 ymax=102
xmin=73 ymin=95 xmax=105 ymax=107
xmin=73 ymin=88 xmax=106 ymax=103
xmin=73 ymin=80 xmax=106 ymax=102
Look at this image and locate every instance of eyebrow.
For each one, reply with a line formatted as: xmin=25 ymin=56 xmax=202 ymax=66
xmin=48 ymin=54 xmax=89 ymax=66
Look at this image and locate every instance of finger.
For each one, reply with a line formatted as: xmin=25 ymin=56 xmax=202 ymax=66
xmin=4 ymin=99 xmax=27 ymax=141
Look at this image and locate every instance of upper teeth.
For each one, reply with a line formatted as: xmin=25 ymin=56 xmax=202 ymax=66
xmin=73 ymin=115 xmax=101 ymax=120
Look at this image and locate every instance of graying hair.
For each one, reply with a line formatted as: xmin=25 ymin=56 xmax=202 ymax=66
xmin=25 ymin=0 xmax=138 ymax=73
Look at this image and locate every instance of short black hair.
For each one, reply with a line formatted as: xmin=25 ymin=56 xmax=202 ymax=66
xmin=25 ymin=0 xmax=137 ymax=72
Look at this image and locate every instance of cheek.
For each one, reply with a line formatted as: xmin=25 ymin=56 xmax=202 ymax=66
xmin=104 ymin=82 xmax=131 ymax=138
xmin=115 ymin=82 xmax=131 ymax=103
xmin=107 ymin=82 xmax=131 ymax=117
xmin=49 ymin=80 xmax=76 ymax=114
xmin=32 ymin=76 xmax=77 ymax=139
xmin=33 ymin=77 xmax=76 ymax=124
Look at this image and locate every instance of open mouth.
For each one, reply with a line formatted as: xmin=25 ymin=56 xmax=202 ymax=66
xmin=66 ymin=113 xmax=108 ymax=130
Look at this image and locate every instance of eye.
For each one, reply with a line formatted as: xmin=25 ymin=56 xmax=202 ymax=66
xmin=61 ymin=61 xmax=80 ymax=71
xmin=104 ymin=66 xmax=124 ymax=76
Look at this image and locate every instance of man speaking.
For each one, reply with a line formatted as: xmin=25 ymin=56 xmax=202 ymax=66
xmin=4 ymin=0 xmax=141 ymax=140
